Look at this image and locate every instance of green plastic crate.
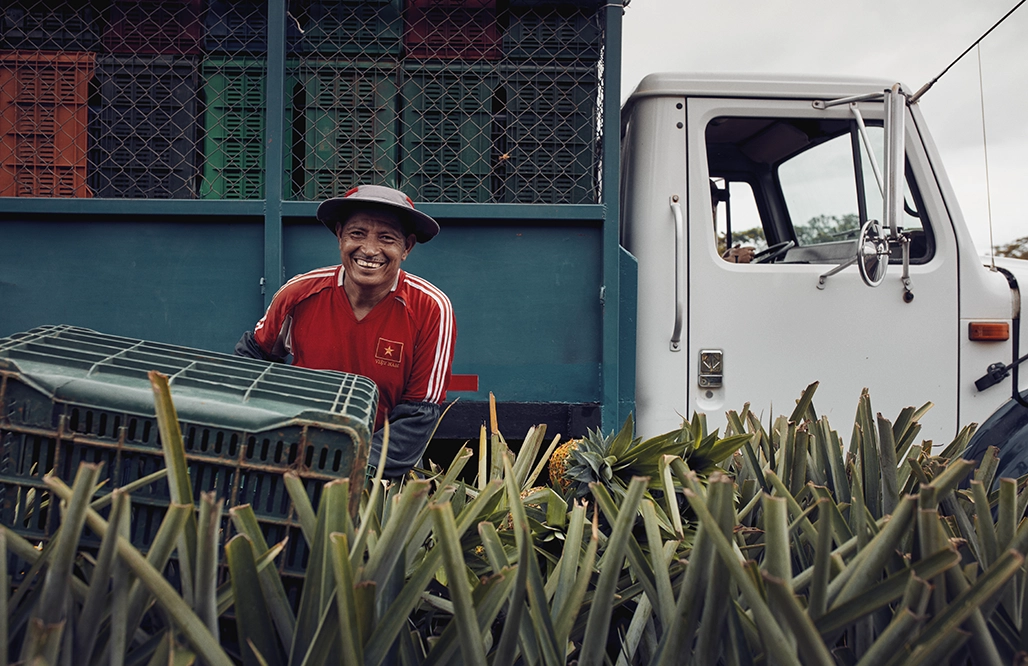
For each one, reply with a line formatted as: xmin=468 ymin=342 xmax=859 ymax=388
xmin=0 ymin=325 xmax=377 ymax=581
xmin=200 ymin=57 xmax=296 ymax=199
xmin=399 ymin=63 xmax=497 ymax=203
xmin=299 ymin=61 xmax=398 ymax=199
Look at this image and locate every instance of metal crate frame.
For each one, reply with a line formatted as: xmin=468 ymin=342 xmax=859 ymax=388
xmin=0 ymin=1 xmax=631 ymax=434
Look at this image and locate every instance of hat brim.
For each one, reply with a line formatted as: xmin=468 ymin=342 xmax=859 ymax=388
xmin=317 ymin=197 xmax=440 ymax=243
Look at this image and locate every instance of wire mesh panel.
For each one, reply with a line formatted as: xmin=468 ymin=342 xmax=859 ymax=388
xmin=0 ymin=0 xmax=606 ymax=204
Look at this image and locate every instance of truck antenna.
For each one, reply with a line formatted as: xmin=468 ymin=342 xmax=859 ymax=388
xmin=976 ymin=46 xmax=997 ymax=270
xmin=910 ymin=0 xmax=1026 ymax=104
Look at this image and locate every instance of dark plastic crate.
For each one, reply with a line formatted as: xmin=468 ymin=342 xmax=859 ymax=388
xmin=409 ymin=0 xmax=495 ymax=7
xmin=503 ymin=8 xmax=601 ymax=63
xmin=500 ymin=65 xmax=598 ymax=116
xmin=405 ymin=171 xmax=491 ymax=203
xmin=298 ymin=0 xmax=402 ymax=55
xmin=201 ymin=57 xmax=296 ymax=199
xmin=399 ymin=64 xmax=495 ymax=202
xmin=495 ymin=170 xmax=593 ymax=204
xmin=300 ymin=62 xmax=398 ymax=199
xmin=104 ymin=0 xmax=203 ymax=55
xmin=507 ymin=0 xmax=603 ymax=6
xmin=0 ymin=0 xmax=101 ymax=51
xmin=204 ymin=0 xmax=303 ymax=54
xmin=403 ymin=4 xmax=500 ymax=60
xmin=491 ymin=65 xmax=597 ymax=204
xmin=89 ymin=56 xmax=198 ymax=199
xmin=0 ymin=325 xmax=377 ymax=578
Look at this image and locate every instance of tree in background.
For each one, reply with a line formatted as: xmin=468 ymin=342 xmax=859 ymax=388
xmin=994 ymin=235 xmax=1028 ymax=259
xmin=794 ymin=213 xmax=861 ymax=245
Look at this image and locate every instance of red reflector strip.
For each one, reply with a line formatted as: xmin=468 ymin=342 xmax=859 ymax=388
xmin=969 ymin=322 xmax=1010 ymax=341
xmin=449 ymin=374 xmax=479 ymax=392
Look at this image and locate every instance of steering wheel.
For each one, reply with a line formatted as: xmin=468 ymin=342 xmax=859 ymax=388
xmin=752 ymin=240 xmax=795 ymax=264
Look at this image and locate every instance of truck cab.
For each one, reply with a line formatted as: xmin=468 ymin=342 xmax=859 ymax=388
xmin=620 ymin=73 xmax=1026 ymax=446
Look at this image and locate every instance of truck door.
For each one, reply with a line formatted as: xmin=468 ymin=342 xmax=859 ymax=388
xmin=684 ymin=97 xmax=960 ymax=440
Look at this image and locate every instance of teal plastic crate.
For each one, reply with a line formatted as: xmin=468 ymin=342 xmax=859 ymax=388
xmin=200 ymin=57 xmax=296 ymax=199
xmin=299 ymin=61 xmax=398 ymax=199
xmin=399 ymin=63 xmax=496 ymax=203
xmin=0 ymin=325 xmax=377 ymax=580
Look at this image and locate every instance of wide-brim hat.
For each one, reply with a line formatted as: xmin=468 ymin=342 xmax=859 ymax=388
xmin=316 ymin=185 xmax=440 ymax=243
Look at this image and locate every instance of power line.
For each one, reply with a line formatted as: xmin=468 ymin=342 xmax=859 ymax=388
xmin=910 ymin=0 xmax=1026 ymax=103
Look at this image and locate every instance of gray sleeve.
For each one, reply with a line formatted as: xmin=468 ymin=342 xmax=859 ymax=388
xmin=234 ymin=315 xmax=292 ymax=362
xmin=234 ymin=331 xmax=284 ymax=362
xmin=368 ymin=401 xmax=441 ymax=478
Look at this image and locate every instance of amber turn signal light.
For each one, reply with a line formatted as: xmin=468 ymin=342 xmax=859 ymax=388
xmin=969 ymin=322 xmax=1010 ymax=341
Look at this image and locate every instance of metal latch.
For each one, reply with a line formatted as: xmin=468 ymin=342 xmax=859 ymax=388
xmin=699 ymin=349 xmax=723 ymax=388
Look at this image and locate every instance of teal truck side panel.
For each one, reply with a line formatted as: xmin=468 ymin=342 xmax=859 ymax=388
xmin=0 ymin=218 xmax=264 ymax=351
xmin=0 ymin=1 xmax=624 ymax=440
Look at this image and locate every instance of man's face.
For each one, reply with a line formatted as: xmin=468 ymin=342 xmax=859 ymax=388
xmin=337 ymin=210 xmax=416 ymax=293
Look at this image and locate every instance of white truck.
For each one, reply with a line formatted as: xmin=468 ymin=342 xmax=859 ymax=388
xmin=619 ymin=72 xmax=1027 ymax=460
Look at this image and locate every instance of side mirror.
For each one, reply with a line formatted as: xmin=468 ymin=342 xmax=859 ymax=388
xmin=817 ymin=84 xmax=911 ymax=294
xmin=857 ymin=220 xmax=889 ymax=287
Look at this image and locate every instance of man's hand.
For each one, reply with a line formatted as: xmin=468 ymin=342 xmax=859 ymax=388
xmin=723 ymin=246 xmax=755 ymax=264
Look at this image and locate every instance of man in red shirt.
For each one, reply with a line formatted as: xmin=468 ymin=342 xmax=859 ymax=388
xmin=235 ymin=185 xmax=456 ymax=478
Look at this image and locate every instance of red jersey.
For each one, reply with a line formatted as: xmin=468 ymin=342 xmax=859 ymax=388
xmin=253 ymin=266 xmax=456 ymax=430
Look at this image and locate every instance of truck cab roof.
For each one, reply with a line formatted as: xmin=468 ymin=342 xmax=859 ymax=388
xmin=624 ymin=72 xmax=907 ymax=105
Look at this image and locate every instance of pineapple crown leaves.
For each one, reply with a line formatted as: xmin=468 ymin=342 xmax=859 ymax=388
xmin=559 ymin=413 xmax=756 ymax=496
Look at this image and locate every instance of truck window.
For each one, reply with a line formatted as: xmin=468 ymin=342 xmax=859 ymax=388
xmin=711 ymin=178 xmax=767 ymax=256
xmin=706 ymin=117 xmax=934 ymax=264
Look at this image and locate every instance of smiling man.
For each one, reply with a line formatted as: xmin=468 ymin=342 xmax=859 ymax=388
xmin=235 ymin=185 xmax=456 ymax=478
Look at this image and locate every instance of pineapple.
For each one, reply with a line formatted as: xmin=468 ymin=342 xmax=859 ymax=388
xmin=547 ymin=413 xmax=753 ymax=499
xmin=548 ymin=437 xmax=581 ymax=493
xmin=501 ymin=486 xmax=548 ymax=531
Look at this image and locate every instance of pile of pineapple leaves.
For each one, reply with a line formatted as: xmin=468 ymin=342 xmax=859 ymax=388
xmin=6 ymin=377 xmax=1028 ymax=666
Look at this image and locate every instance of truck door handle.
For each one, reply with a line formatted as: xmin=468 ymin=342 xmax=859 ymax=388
xmin=669 ymin=196 xmax=683 ymax=352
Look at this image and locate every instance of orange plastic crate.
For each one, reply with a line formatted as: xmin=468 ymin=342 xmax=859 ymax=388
xmin=0 ymin=51 xmax=94 ymax=104
xmin=0 ymin=164 xmax=91 ymax=197
xmin=0 ymin=51 xmax=93 ymax=197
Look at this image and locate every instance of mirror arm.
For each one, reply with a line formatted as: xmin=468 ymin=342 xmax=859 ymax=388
xmin=851 ymin=104 xmax=885 ymax=197
xmin=899 ymin=235 xmax=913 ymax=302
xmin=817 ymin=255 xmax=859 ymax=290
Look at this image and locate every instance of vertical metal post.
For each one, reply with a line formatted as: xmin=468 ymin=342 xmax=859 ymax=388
xmin=601 ymin=1 xmax=625 ymax=434
xmin=264 ymin=0 xmax=287 ymax=308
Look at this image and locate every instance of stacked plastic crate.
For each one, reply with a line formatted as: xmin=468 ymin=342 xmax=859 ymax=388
xmin=0 ymin=325 xmax=378 ymax=598
xmin=398 ymin=0 xmax=500 ymax=203
xmin=292 ymin=0 xmax=402 ymax=200
xmin=201 ymin=0 xmax=298 ymax=199
xmin=0 ymin=1 xmax=96 ymax=198
xmin=88 ymin=0 xmax=202 ymax=198
xmin=0 ymin=51 xmax=93 ymax=197
xmin=90 ymin=56 xmax=199 ymax=198
xmin=496 ymin=0 xmax=602 ymax=204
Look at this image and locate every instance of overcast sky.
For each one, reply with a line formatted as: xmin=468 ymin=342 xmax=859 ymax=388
xmin=619 ymin=0 xmax=1028 ymax=254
